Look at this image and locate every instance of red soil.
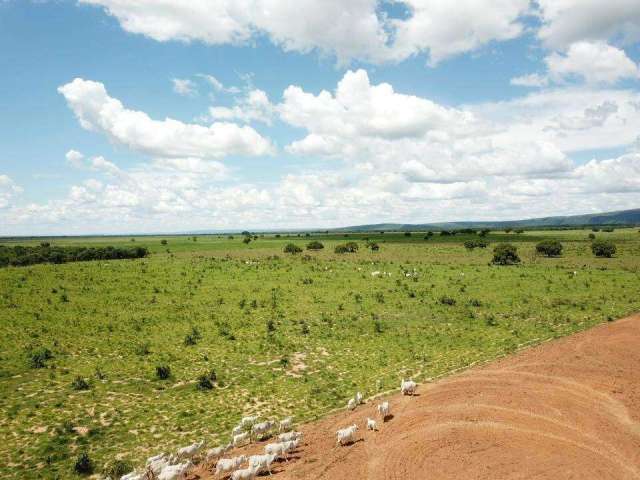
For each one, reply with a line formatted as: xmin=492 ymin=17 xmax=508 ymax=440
xmin=193 ymin=314 xmax=640 ymax=480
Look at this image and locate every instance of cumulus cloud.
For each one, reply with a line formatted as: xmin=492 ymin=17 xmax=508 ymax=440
xmin=79 ymin=0 xmax=531 ymax=65
xmin=58 ymin=78 xmax=275 ymax=159
xmin=65 ymin=149 xmax=85 ymax=168
xmin=210 ymin=89 xmax=275 ymax=125
xmin=281 ymin=69 xmax=571 ymax=182
xmin=536 ymin=0 xmax=640 ymax=49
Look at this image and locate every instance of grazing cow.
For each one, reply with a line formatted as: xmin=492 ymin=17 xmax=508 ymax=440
xmin=233 ymin=432 xmax=251 ymax=447
xmin=231 ymin=465 xmax=260 ymax=480
xmin=279 ymin=416 xmax=293 ymax=432
xmin=177 ymin=440 xmax=204 ymax=459
xmin=278 ymin=431 xmax=302 ymax=442
xmin=366 ymin=418 xmax=378 ymax=431
xmin=336 ymin=424 xmax=358 ymax=446
xmin=283 ymin=439 xmax=299 ymax=453
xmin=347 ymin=398 xmax=357 ymax=411
xmin=400 ymin=379 xmax=417 ymax=395
xmin=232 ymin=424 xmax=244 ymax=436
xmin=216 ymin=456 xmax=247 ymax=477
xmin=377 ymin=401 xmax=390 ymax=420
xmin=355 ymin=392 xmax=364 ymax=404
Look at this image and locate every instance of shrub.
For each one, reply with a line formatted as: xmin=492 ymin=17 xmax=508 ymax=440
xmin=591 ymin=240 xmax=616 ymax=258
xmin=404 ymin=231 xmax=412 ymax=237
xmin=283 ymin=243 xmax=302 ymax=254
xmin=464 ymin=239 xmax=488 ymax=250
xmin=160 ymin=239 xmax=168 ymax=245
xmin=368 ymin=242 xmax=380 ymax=251
xmin=71 ymin=376 xmax=90 ymax=391
xmin=479 ymin=229 xmax=490 ymax=237
xmin=588 ymin=233 xmax=596 ymax=240
xmin=102 ymin=459 xmax=133 ymax=478
xmin=439 ymin=295 xmax=456 ymax=306
xmin=334 ymin=242 xmax=358 ymax=254
xmin=535 ymin=240 xmax=563 ymax=257
xmin=196 ymin=374 xmax=214 ymax=390
xmin=28 ymin=347 xmax=53 ymax=369
xmin=306 ymin=241 xmax=324 ymax=250
xmin=155 ymin=364 xmax=171 ymax=380
xmin=242 ymin=237 xmax=251 ymax=244
xmin=491 ymin=243 xmax=520 ymax=265
xmin=74 ymin=452 xmax=93 ymax=475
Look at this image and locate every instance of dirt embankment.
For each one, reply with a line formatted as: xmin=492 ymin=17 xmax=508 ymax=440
xmin=193 ymin=314 xmax=640 ymax=480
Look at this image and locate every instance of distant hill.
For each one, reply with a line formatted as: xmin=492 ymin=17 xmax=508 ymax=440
xmin=334 ymin=208 xmax=640 ymax=232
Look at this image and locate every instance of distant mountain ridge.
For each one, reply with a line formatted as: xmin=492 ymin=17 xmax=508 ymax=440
xmin=333 ymin=208 xmax=640 ymax=232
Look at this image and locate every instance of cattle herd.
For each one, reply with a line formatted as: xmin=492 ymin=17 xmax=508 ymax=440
xmin=115 ymin=379 xmax=418 ymax=480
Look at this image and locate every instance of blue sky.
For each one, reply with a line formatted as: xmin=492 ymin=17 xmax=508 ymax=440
xmin=1 ymin=0 xmax=639 ymax=234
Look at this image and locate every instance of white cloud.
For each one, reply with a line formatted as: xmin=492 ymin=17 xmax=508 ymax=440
xmin=210 ymin=89 xmax=275 ymax=125
xmin=281 ymin=69 xmax=571 ymax=182
xmin=171 ymin=78 xmax=197 ymax=96
xmin=0 ymin=175 xmax=22 ymax=209
xmin=546 ymin=41 xmax=639 ymax=84
xmin=537 ymin=0 xmax=640 ymax=49
xmin=58 ymin=78 xmax=275 ymax=159
xmin=197 ymin=74 xmax=241 ymax=94
xmin=510 ymin=73 xmax=549 ymax=88
xmin=79 ymin=0 xmax=531 ymax=65
xmin=389 ymin=0 xmax=530 ymax=65
xmin=65 ymin=149 xmax=85 ymax=168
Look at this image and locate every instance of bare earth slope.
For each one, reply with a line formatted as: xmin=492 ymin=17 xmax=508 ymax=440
xmin=195 ymin=314 xmax=640 ymax=480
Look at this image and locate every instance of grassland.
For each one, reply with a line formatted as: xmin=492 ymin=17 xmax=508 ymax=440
xmin=1 ymin=229 xmax=639 ymax=479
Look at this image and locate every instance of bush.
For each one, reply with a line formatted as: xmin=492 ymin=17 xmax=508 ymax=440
xmin=102 ymin=459 xmax=133 ymax=478
xmin=479 ymin=229 xmax=490 ymax=237
xmin=464 ymin=239 xmax=488 ymax=250
xmin=588 ymin=233 xmax=596 ymax=240
xmin=491 ymin=243 xmax=520 ymax=265
xmin=196 ymin=374 xmax=214 ymax=390
xmin=283 ymin=243 xmax=302 ymax=254
xmin=160 ymin=239 xmax=168 ymax=245
xmin=306 ymin=241 xmax=324 ymax=250
xmin=439 ymin=296 xmax=456 ymax=306
xmin=368 ymin=242 xmax=380 ymax=251
xmin=155 ymin=364 xmax=171 ymax=380
xmin=28 ymin=347 xmax=53 ymax=369
xmin=242 ymin=237 xmax=251 ymax=244
xmin=0 ymin=244 xmax=148 ymax=268
xmin=591 ymin=240 xmax=616 ymax=258
xmin=404 ymin=231 xmax=412 ymax=237
xmin=535 ymin=240 xmax=563 ymax=257
xmin=334 ymin=242 xmax=358 ymax=254
xmin=71 ymin=376 xmax=90 ymax=391
xmin=74 ymin=452 xmax=93 ymax=475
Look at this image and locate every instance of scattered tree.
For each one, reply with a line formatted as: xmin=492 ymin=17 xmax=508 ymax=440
xmin=492 ymin=243 xmax=520 ymax=265
xmin=283 ymin=243 xmax=302 ymax=254
xmin=591 ymin=240 xmax=616 ymax=258
xmin=306 ymin=241 xmax=324 ymax=250
xmin=535 ymin=240 xmax=563 ymax=257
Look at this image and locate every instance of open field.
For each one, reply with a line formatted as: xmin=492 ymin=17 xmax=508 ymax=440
xmin=202 ymin=313 xmax=640 ymax=480
xmin=1 ymin=229 xmax=639 ymax=478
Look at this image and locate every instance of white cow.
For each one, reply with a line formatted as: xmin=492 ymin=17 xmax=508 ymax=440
xmin=366 ymin=418 xmax=378 ymax=431
xmin=355 ymin=392 xmax=364 ymax=404
xmin=279 ymin=416 xmax=293 ymax=432
xmin=233 ymin=431 xmax=251 ymax=447
xmin=347 ymin=398 xmax=357 ymax=411
xmin=336 ymin=424 xmax=358 ymax=446
xmin=265 ymin=442 xmax=288 ymax=459
xmin=283 ymin=439 xmax=299 ymax=453
xmin=231 ymin=465 xmax=260 ymax=480
xmin=249 ymin=453 xmax=278 ymax=473
xmin=147 ymin=455 xmax=177 ymax=476
xmin=157 ymin=461 xmax=192 ymax=480
xmin=146 ymin=453 xmax=166 ymax=465
xmin=377 ymin=401 xmax=390 ymax=420
xmin=252 ymin=420 xmax=274 ymax=439
xmin=177 ymin=440 xmax=204 ymax=459
xmin=205 ymin=444 xmax=231 ymax=464
xmin=232 ymin=424 xmax=244 ymax=436
xmin=216 ymin=456 xmax=247 ymax=476
xmin=400 ymin=379 xmax=417 ymax=395
xmin=278 ymin=431 xmax=302 ymax=442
